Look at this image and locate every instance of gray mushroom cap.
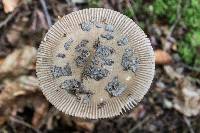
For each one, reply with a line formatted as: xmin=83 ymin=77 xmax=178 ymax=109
xmin=36 ymin=8 xmax=155 ymax=119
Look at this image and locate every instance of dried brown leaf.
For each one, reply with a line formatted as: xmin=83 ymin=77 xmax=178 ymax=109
xmin=46 ymin=115 xmax=54 ymax=130
xmin=76 ymin=121 xmax=94 ymax=132
xmin=164 ymin=65 xmax=183 ymax=80
xmin=32 ymin=100 xmax=48 ymax=128
xmin=0 ymin=116 xmax=7 ymax=126
xmin=2 ymin=0 xmax=20 ymax=13
xmin=0 ymin=76 xmax=38 ymax=107
xmin=6 ymin=28 xmax=20 ymax=45
xmin=128 ymin=105 xmax=146 ymax=120
xmin=30 ymin=9 xmax=49 ymax=31
xmin=0 ymin=59 xmax=4 ymax=65
xmin=0 ymin=46 xmax=37 ymax=78
xmin=173 ymin=78 xmax=200 ymax=116
xmin=36 ymin=9 xmax=48 ymax=30
xmin=155 ymin=50 xmax=172 ymax=64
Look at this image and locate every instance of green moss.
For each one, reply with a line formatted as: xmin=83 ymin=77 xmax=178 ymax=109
xmin=88 ymin=0 xmax=101 ymax=7
xmin=152 ymin=0 xmax=200 ymax=67
xmin=153 ymin=0 xmax=178 ymax=23
xmin=178 ymin=42 xmax=195 ymax=65
xmin=89 ymin=0 xmax=200 ymax=67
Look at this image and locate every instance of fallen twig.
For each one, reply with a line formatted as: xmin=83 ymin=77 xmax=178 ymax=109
xmin=183 ymin=116 xmax=195 ymax=133
xmin=128 ymin=116 xmax=151 ymax=133
xmin=166 ymin=0 xmax=182 ymax=39
xmin=65 ymin=0 xmax=73 ymax=6
xmin=38 ymin=107 xmax=59 ymax=129
xmin=124 ymin=0 xmax=139 ymax=25
xmin=167 ymin=0 xmax=190 ymax=39
xmin=0 ymin=9 xmax=18 ymax=29
xmin=39 ymin=0 xmax=52 ymax=28
xmin=181 ymin=63 xmax=200 ymax=73
xmin=10 ymin=116 xmax=42 ymax=133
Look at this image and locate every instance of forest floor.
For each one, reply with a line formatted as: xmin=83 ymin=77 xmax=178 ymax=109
xmin=0 ymin=0 xmax=200 ymax=133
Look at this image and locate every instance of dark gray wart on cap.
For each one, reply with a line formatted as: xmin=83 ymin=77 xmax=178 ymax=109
xmin=64 ymin=38 xmax=73 ymax=50
xmin=105 ymin=76 xmax=127 ymax=97
xmin=51 ymin=63 xmax=72 ymax=78
xmin=101 ymin=33 xmax=114 ymax=40
xmin=117 ymin=36 xmax=129 ymax=46
xmin=121 ymin=48 xmax=140 ymax=73
xmin=81 ymin=21 xmax=92 ymax=31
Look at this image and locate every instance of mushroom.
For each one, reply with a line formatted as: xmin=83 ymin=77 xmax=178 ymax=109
xmin=36 ymin=8 xmax=155 ymax=119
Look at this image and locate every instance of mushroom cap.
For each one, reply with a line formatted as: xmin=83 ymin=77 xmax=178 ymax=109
xmin=36 ymin=8 xmax=155 ymax=119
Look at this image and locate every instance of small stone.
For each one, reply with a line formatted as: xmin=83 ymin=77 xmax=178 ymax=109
xmin=101 ymin=33 xmax=114 ymax=40
xmin=121 ymin=48 xmax=139 ymax=73
xmin=176 ymin=67 xmax=184 ymax=74
xmin=117 ymin=36 xmax=128 ymax=46
xmin=163 ymin=99 xmax=173 ymax=109
xmin=105 ymin=76 xmax=127 ymax=96
xmin=56 ymin=53 xmax=65 ymax=58
xmin=105 ymin=24 xmax=114 ymax=32
xmin=156 ymin=81 xmax=166 ymax=89
xmin=173 ymin=53 xmax=181 ymax=62
xmin=80 ymin=22 xmax=92 ymax=31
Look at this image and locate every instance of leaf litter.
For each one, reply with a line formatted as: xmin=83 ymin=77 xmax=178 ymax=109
xmin=0 ymin=0 xmax=200 ymax=132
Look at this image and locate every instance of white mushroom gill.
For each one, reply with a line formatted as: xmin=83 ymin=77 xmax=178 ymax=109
xmin=36 ymin=8 xmax=155 ymax=119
